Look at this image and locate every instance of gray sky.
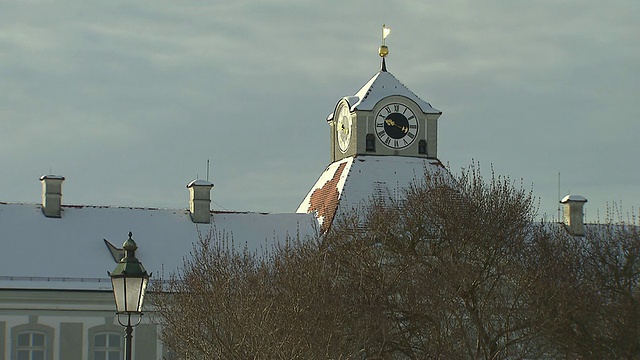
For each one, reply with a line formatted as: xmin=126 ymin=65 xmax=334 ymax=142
xmin=1 ymin=1 xmax=638 ymax=221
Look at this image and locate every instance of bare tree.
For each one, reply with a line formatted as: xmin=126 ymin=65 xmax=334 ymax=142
xmin=531 ymin=207 xmax=640 ymax=359
xmin=152 ymin=227 xmax=385 ymax=359
xmin=152 ymin=165 xmax=640 ymax=359
xmin=344 ymin=163 xmax=546 ymax=359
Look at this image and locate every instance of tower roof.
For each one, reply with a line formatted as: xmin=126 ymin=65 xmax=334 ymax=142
xmin=297 ymin=155 xmax=447 ymax=232
xmin=328 ymin=70 xmax=441 ymax=121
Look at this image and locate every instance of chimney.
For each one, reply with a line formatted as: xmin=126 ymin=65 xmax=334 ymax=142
xmin=560 ymin=194 xmax=587 ymax=236
xmin=187 ymin=179 xmax=214 ymax=224
xmin=40 ymin=175 xmax=65 ymax=218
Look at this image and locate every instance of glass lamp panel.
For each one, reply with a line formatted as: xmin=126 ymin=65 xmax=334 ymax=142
xmin=111 ymin=277 xmax=127 ymax=313
xmin=124 ymin=277 xmax=144 ymax=312
xmin=138 ymin=277 xmax=149 ymax=311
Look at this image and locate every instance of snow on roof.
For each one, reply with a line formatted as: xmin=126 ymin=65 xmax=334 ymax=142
xmin=0 ymin=203 xmax=318 ymax=291
xmin=39 ymin=175 xmax=65 ymax=180
xmin=561 ymin=195 xmax=588 ymax=203
xmin=297 ymin=155 xmax=447 ymax=231
xmin=187 ymin=179 xmax=214 ymax=187
xmin=327 ymin=70 xmax=441 ymax=121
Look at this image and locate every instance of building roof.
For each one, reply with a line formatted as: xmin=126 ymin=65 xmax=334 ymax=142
xmin=187 ymin=179 xmax=214 ymax=187
xmin=0 ymin=202 xmax=318 ymax=291
xmin=297 ymin=155 xmax=447 ymax=231
xmin=561 ymin=194 xmax=588 ymax=203
xmin=327 ymin=70 xmax=441 ymax=121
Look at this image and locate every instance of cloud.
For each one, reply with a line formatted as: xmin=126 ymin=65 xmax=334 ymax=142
xmin=0 ymin=0 xmax=638 ymax=216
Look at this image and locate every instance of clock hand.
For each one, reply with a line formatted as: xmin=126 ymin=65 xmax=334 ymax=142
xmin=384 ymin=118 xmax=409 ymax=134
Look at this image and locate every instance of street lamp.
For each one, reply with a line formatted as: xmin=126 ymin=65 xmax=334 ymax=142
xmin=108 ymin=232 xmax=151 ymax=360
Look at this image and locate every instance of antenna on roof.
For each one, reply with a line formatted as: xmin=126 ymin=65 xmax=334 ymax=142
xmin=206 ymin=159 xmax=210 ymax=182
xmin=557 ymin=172 xmax=561 ymax=222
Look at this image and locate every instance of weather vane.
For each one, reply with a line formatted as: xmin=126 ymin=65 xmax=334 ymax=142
xmin=379 ymin=24 xmax=390 ymax=57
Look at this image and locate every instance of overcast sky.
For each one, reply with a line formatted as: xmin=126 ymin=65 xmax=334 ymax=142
xmin=1 ymin=1 xmax=638 ymax=221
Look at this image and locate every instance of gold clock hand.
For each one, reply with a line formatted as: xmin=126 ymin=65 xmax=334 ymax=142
xmin=384 ymin=118 xmax=409 ymax=134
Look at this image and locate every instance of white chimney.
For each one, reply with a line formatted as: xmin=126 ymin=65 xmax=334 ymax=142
xmin=187 ymin=179 xmax=214 ymax=224
xmin=40 ymin=175 xmax=65 ymax=218
xmin=560 ymin=194 xmax=587 ymax=236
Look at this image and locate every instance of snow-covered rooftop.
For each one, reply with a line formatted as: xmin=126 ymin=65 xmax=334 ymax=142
xmin=39 ymin=175 xmax=65 ymax=180
xmin=327 ymin=70 xmax=441 ymax=121
xmin=297 ymin=155 xmax=447 ymax=231
xmin=0 ymin=203 xmax=318 ymax=291
xmin=187 ymin=179 xmax=214 ymax=187
xmin=561 ymin=194 xmax=588 ymax=203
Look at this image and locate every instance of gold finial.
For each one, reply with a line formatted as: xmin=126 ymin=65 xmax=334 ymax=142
xmin=379 ymin=24 xmax=390 ymax=57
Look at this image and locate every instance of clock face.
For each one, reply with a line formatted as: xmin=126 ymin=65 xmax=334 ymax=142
xmin=375 ymin=103 xmax=418 ymax=150
xmin=336 ymin=104 xmax=352 ymax=153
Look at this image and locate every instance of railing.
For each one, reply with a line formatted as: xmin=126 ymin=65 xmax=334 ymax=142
xmin=0 ymin=276 xmax=110 ymax=283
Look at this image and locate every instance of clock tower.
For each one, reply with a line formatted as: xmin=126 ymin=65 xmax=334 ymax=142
xmin=298 ymin=27 xmax=447 ymax=232
xmin=328 ymin=29 xmax=442 ymax=162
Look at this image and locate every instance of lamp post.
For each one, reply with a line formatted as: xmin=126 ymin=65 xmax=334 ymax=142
xmin=109 ymin=232 xmax=150 ymax=360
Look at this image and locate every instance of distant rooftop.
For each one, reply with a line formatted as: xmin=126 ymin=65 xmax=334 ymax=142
xmin=0 ymin=203 xmax=318 ymax=291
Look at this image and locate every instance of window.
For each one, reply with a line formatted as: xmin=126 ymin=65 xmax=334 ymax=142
xmin=16 ymin=332 xmax=46 ymax=360
xmin=11 ymin=322 xmax=54 ymax=360
xmin=89 ymin=324 xmax=124 ymax=360
xmin=366 ymin=134 xmax=376 ymax=152
xmin=93 ymin=332 xmax=122 ymax=360
xmin=418 ymin=140 xmax=427 ymax=155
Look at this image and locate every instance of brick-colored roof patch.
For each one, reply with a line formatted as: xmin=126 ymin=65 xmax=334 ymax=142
xmin=307 ymin=162 xmax=347 ymax=233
